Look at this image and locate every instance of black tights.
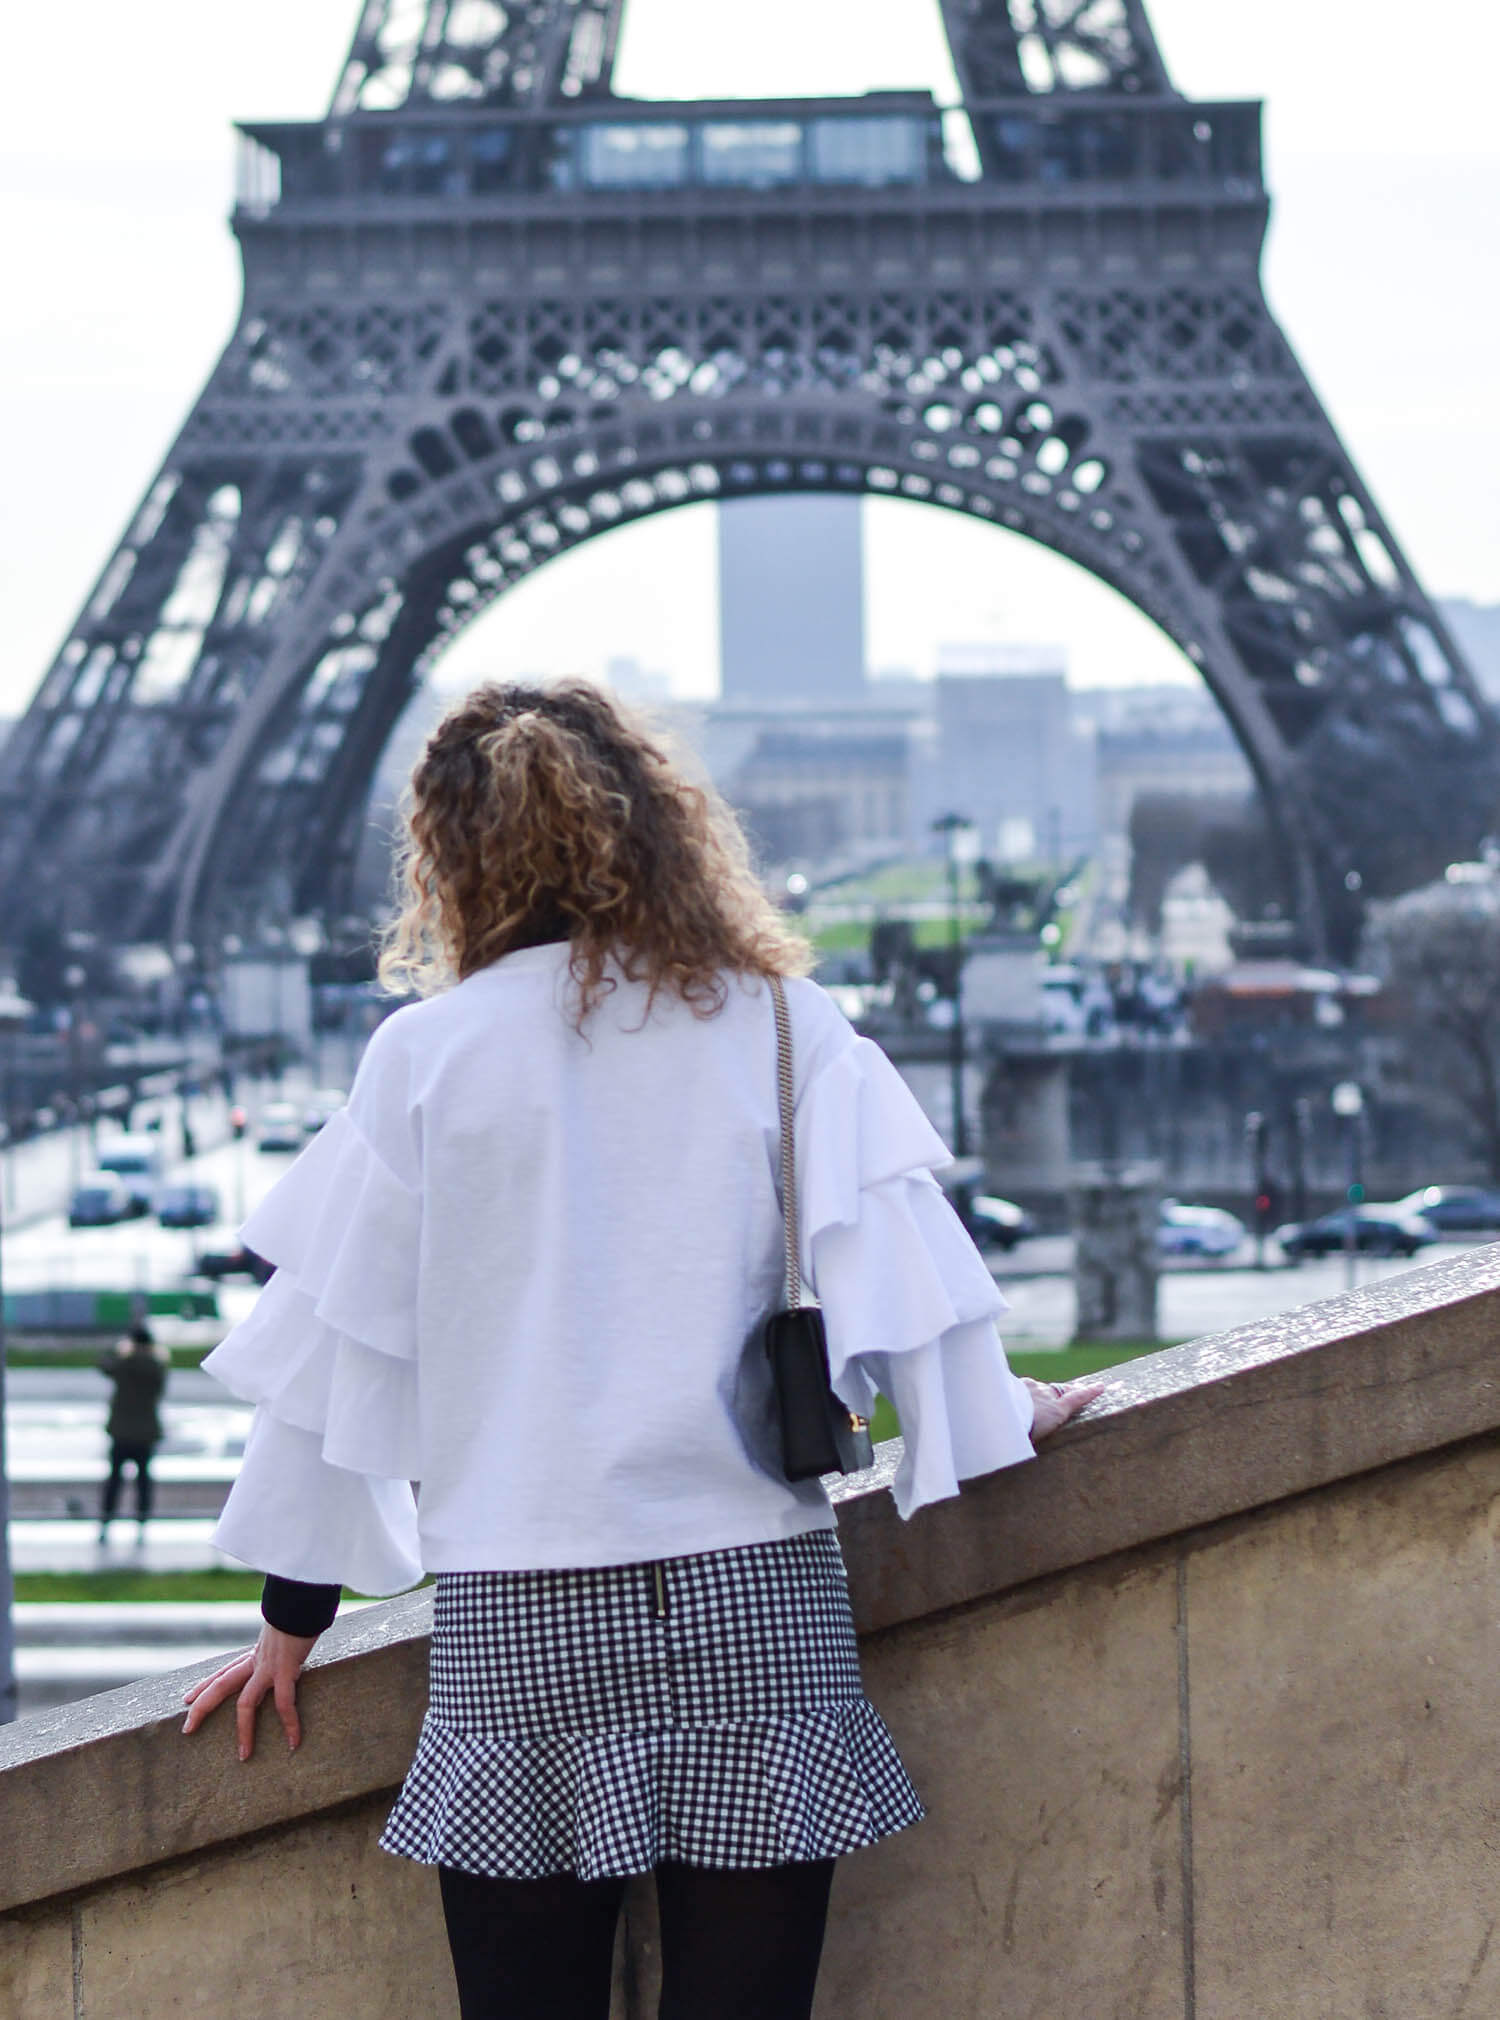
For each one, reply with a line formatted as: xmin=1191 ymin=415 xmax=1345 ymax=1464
xmin=439 ymin=1858 xmax=836 ymax=2020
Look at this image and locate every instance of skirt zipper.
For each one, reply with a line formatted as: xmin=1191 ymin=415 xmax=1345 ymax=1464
xmin=652 ymin=1562 xmax=669 ymax=1620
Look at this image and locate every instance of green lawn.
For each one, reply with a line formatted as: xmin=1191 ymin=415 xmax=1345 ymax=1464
xmin=811 ymin=911 xmax=992 ymax=965
xmin=6 ymin=1344 xmax=217 ymax=1370
xmin=1007 ymin=1342 xmax=1177 ymax=1381
xmin=15 ymin=1569 xmax=269 ymax=1604
xmin=14 ymin=1570 xmax=432 ymax=1604
xmin=809 ymin=919 xmax=873 ymax=957
xmin=862 ymin=1339 xmax=1169 ymax=1442
xmin=815 ymin=859 xmax=951 ymax=907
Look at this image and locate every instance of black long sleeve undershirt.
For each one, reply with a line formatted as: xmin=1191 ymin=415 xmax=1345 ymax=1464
xmin=261 ymin=1573 xmax=342 ymax=1637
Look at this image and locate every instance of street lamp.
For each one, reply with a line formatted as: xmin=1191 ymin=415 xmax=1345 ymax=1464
xmin=1291 ymin=1094 xmax=1313 ymax=1226
xmin=0 ymin=982 xmax=33 ymax=1725
xmin=1244 ymin=1110 xmax=1270 ymax=1269
xmin=1331 ymin=1079 xmax=1365 ymax=1292
xmin=58 ymin=960 xmax=92 ymax=1192
xmin=932 ymin=813 xmax=976 ymax=1156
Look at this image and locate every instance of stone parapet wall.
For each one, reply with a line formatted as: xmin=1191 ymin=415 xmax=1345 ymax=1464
xmin=5 ymin=1247 xmax=1500 ymax=2017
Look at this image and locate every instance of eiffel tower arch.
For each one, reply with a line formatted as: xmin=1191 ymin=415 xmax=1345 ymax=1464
xmin=1 ymin=0 xmax=1493 ymax=963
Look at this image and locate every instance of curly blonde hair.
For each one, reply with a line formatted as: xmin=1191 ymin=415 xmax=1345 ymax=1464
xmin=379 ymin=679 xmax=812 ymax=1016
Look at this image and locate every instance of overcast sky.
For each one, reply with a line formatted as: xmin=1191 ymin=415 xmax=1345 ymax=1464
xmin=2 ymin=0 xmax=1496 ymax=713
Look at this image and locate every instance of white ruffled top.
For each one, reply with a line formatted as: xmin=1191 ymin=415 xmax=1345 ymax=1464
xmin=206 ymin=948 xmax=1035 ymax=1594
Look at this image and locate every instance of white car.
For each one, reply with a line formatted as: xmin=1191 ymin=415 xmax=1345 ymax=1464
xmin=256 ymin=1099 xmax=305 ymax=1151
xmin=94 ymin=1131 xmax=167 ymax=1210
xmin=1157 ymin=1199 xmax=1245 ymax=1258
xmin=302 ymin=1087 xmax=348 ymax=1136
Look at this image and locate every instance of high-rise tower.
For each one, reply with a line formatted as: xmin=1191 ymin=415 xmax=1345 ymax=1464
xmin=719 ymin=498 xmax=866 ymax=705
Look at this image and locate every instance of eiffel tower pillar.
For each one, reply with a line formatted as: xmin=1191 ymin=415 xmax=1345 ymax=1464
xmin=0 ymin=0 xmax=1491 ymax=962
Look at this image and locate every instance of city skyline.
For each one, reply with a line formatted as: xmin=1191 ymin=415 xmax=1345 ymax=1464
xmin=2 ymin=0 xmax=1496 ymax=713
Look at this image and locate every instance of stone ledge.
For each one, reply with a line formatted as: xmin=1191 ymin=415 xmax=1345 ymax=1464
xmin=835 ymin=1242 xmax=1500 ymax=1632
xmin=4 ymin=1243 xmax=1499 ymax=1917
xmin=0 ymin=1593 xmax=431 ymax=1916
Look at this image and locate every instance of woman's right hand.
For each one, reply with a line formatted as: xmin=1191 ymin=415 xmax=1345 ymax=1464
xmin=181 ymin=1622 xmax=320 ymax=1760
xmin=1023 ymin=1376 xmax=1107 ymax=1443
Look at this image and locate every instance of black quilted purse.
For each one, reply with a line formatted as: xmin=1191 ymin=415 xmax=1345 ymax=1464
xmin=763 ymin=975 xmax=875 ymax=1481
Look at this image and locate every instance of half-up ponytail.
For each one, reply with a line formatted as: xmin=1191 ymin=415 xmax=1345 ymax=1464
xmin=379 ymin=679 xmax=811 ymax=1017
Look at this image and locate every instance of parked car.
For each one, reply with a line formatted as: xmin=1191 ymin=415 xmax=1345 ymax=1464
xmin=1157 ymin=1199 xmax=1245 ymax=1258
xmin=966 ymin=1195 xmax=1037 ymax=1251
xmin=68 ymin=1176 xmax=146 ymax=1228
xmin=256 ymin=1099 xmax=305 ymax=1152
xmin=302 ymin=1087 xmax=347 ymax=1136
xmin=192 ymin=1244 xmax=275 ymax=1285
xmin=1385 ymin=1185 xmax=1500 ymax=1233
xmin=1276 ymin=1208 xmax=1435 ymax=1261
xmin=94 ymin=1131 xmax=167 ymax=1210
xmin=1039 ymin=965 xmax=1115 ymax=1040
xmin=155 ymin=1182 xmax=222 ymax=1229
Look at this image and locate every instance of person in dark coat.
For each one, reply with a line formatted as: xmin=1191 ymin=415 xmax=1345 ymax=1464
xmin=98 ymin=1322 xmax=170 ymax=1539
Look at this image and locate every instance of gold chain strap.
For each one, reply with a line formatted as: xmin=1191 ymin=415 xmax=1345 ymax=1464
xmin=768 ymin=973 xmax=801 ymax=1312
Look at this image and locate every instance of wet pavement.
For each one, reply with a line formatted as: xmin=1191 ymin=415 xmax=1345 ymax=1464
xmin=13 ymin=1602 xmax=264 ymax=1713
xmin=12 ymin=1598 xmax=374 ymax=1714
xmin=11 ymin=1518 xmax=240 ymax=1574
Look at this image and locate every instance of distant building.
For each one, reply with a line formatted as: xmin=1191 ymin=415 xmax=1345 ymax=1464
xmin=1067 ymin=682 xmax=1223 ymax=736
xmin=718 ymin=496 xmax=866 ymax=703
xmin=1440 ymin=599 xmax=1500 ymax=702
xmin=866 ymin=666 xmax=929 ymax=711
xmin=1068 ymin=685 xmax=1250 ymax=842
xmin=725 ymin=724 xmax=910 ymax=865
xmin=935 ymin=643 xmax=1068 ymax=680
xmin=605 ymin=655 xmax=672 ymax=708
xmin=671 ymin=694 xmax=913 ymax=866
xmin=918 ymin=651 xmax=1095 ymax=860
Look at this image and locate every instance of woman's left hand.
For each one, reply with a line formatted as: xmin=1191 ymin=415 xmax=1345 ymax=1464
xmin=181 ymin=1623 xmax=320 ymax=1760
xmin=1022 ymin=1376 xmax=1107 ymax=1443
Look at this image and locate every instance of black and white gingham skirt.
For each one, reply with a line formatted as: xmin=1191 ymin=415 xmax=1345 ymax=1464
xmin=380 ymin=1529 xmax=923 ymax=1880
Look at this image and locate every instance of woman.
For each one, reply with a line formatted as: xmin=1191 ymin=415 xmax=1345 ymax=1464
xmin=183 ymin=680 xmax=1099 ymax=2020
xmin=98 ymin=1319 xmax=169 ymax=1540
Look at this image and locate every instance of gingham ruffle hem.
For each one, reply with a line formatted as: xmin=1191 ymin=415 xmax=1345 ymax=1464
xmin=381 ymin=1696 xmax=922 ymax=1881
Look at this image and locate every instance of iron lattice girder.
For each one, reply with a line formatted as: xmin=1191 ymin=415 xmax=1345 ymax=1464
xmin=333 ymin=1 xmax=1173 ymax=116
xmin=0 ymin=1 xmax=1494 ymax=961
xmin=940 ymin=0 xmax=1171 ymax=101
xmin=332 ymin=0 xmax=626 ymax=114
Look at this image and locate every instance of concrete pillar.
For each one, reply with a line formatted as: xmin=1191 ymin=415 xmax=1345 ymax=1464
xmin=1070 ymin=1164 xmax=1161 ymax=1343
xmin=979 ymin=1050 xmax=1072 ymax=1205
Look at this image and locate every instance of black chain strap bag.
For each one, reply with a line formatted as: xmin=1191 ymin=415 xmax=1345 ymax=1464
xmin=764 ymin=974 xmax=876 ymax=1481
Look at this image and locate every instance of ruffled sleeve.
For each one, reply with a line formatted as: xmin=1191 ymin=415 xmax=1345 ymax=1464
xmin=203 ymin=1104 xmax=423 ymax=1595
xmin=792 ymin=1008 xmax=1036 ymax=1519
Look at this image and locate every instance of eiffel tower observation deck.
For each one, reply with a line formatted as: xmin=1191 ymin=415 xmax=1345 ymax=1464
xmin=0 ymin=0 xmax=1492 ymax=963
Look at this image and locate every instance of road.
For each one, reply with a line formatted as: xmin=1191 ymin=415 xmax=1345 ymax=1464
xmin=992 ymin=1239 xmax=1482 ymax=1348
xmin=2 ymin=1078 xmax=228 ymax=1231
xmin=2 ymin=1113 xmax=307 ymax=1533
xmin=1 ymin=1102 xmax=327 ymax=1295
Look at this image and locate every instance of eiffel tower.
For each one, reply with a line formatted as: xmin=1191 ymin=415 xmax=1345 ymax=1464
xmin=1 ymin=0 xmax=1492 ymax=963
